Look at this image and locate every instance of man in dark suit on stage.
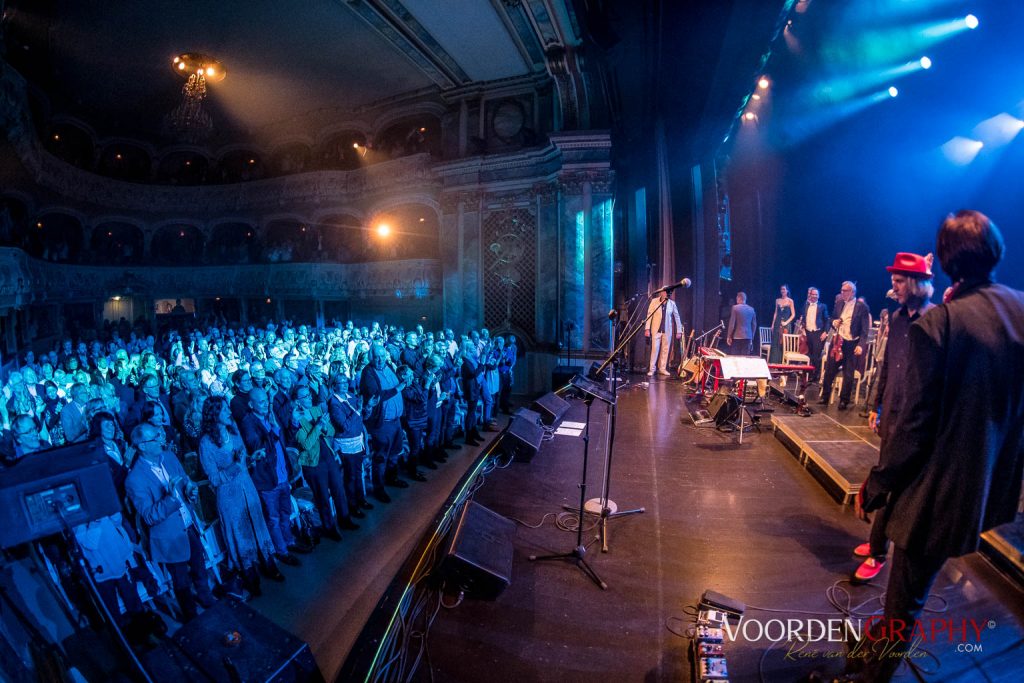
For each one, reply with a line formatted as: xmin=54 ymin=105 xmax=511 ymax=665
xmin=800 ymin=287 xmax=829 ymax=374
xmin=853 ymin=210 xmax=1024 ymax=681
xmin=820 ymin=281 xmax=871 ymax=409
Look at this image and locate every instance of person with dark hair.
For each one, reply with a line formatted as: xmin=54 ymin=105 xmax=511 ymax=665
xmin=230 ymin=369 xmax=254 ymax=425
xmin=398 ymin=364 xmax=430 ymax=481
xmin=768 ymin=284 xmax=795 ymax=364
xmin=199 ymin=395 xmax=279 ymax=596
xmin=853 ymin=211 xmax=1024 ymax=681
xmin=850 ymin=252 xmax=935 ymax=584
xmin=800 ymin=287 xmax=829 ymax=375
xmin=327 ymin=373 xmax=375 ymax=507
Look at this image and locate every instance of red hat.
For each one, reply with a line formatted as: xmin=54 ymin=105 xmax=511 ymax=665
xmin=886 ymin=252 xmax=933 ymax=277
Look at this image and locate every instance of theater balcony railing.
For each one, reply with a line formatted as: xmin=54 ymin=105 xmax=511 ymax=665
xmin=0 ymin=247 xmax=441 ymax=310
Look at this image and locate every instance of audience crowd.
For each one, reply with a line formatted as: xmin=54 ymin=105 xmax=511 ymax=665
xmin=0 ymin=317 xmax=518 ymax=632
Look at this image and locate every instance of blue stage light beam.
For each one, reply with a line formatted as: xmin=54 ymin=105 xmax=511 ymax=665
xmin=941 ymin=137 xmax=984 ymax=165
xmin=776 ymin=87 xmax=897 ymax=147
xmin=807 ymin=57 xmax=930 ymax=106
xmin=973 ymin=113 xmax=1024 ymax=148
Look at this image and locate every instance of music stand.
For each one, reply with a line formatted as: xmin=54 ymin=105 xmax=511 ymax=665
xmin=529 ymin=374 xmax=615 ymax=590
xmin=717 ymin=356 xmax=772 ymax=444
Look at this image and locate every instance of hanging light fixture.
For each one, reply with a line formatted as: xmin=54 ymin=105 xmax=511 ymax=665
xmin=163 ymin=53 xmax=225 ymax=142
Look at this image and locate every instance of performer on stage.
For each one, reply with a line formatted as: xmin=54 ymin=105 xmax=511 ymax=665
xmin=799 ymin=287 xmax=829 ymax=375
xmin=819 ymin=281 xmax=870 ymax=409
xmin=853 ymin=211 xmax=1024 ymax=682
xmin=726 ymin=292 xmax=757 ymax=355
xmin=850 ymin=252 xmax=934 ymax=583
xmin=644 ymin=288 xmax=682 ymax=376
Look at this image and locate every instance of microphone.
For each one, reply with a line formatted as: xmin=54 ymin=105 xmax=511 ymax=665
xmin=654 ymin=278 xmax=692 ymax=294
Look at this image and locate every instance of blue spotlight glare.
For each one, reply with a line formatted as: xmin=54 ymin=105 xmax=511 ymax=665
xmin=919 ymin=56 xmax=932 ymax=69
xmin=973 ymin=113 xmax=1024 ymax=147
xmin=942 ymin=137 xmax=984 ymax=165
xmin=888 ymin=86 xmax=899 ymax=98
xmin=965 ymin=14 xmax=979 ymax=29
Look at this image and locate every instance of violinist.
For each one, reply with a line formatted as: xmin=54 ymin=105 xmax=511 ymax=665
xmin=819 ymin=281 xmax=871 ymax=410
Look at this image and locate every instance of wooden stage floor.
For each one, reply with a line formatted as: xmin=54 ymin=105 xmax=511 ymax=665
xmin=249 ymin=374 xmax=1024 ymax=682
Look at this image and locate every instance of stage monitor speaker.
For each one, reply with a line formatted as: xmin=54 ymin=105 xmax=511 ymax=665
xmin=532 ymin=392 xmax=570 ymax=425
xmin=551 ymin=365 xmax=584 ymax=391
xmin=503 ymin=416 xmax=545 ymax=462
xmin=441 ymin=501 xmax=515 ymax=600
xmin=0 ymin=439 xmax=119 ymax=549
xmin=708 ymin=392 xmax=741 ymax=427
xmin=142 ymin=598 xmax=323 ymax=683
xmin=513 ymin=407 xmax=542 ymax=424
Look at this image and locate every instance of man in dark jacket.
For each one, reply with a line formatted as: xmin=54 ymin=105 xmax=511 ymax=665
xmin=820 ymin=280 xmax=871 ymax=409
xmin=239 ymin=387 xmax=308 ymax=566
xmin=360 ymin=343 xmax=412 ymax=493
xmin=853 ymin=211 xmax=1024 ymax=681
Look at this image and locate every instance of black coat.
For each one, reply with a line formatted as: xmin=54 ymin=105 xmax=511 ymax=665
xmin=863 ymin=281 xmax=1024 ymax=558
xmin=829 ymin=297 xmax=871 ymax=353
xmin=239 ymin=411 xmax=294 ymax=491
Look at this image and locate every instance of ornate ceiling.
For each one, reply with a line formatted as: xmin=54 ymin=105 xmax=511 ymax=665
xmin=2 ymin=0 xmax=576 ymax=147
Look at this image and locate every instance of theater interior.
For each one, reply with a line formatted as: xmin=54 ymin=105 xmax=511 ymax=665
xmin=1 ymin=1 xmax=1022 ymax=682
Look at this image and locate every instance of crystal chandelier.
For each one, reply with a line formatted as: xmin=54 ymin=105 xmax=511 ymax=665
xmin=162 ymin=53 xmax=224 ymax=143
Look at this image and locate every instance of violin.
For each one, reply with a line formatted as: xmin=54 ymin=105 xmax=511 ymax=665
xmin=826 ymin=322 xmax=843 ymax=362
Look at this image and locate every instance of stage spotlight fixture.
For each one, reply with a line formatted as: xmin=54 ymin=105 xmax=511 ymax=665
xmin=352 ymin=142 xmax=360 ymax=149
xmin=751 ymin=93 xmax=761 ymax=101
xmin=376 ymin=222 xmax=392 ymax=237
xmin=888 ymin=86 xmax=899 ymax=98
xmin=920 ymin=56 xmax=932 ymax=69
xmin=744 ymin=112 xmax=757 ymax=121
xmin=758 ymin=77 xmax=770 ymax=89
xmin=965 ymin=14 xmax=979 ymax=29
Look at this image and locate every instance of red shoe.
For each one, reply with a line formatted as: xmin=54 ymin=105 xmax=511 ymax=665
xmin=853 ymin=542 xmax=872 ymax=558
xmin=852 ymin=557 xmax=885 ymax=583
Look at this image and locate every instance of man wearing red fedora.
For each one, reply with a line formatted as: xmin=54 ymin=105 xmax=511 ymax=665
xmin=850 ymin=251 xmax=935 ymax=584
xmin=852 ymin=210 xmax=1024 ymax=681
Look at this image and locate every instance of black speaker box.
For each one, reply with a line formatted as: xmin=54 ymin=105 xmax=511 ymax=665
xmin=441 ymin=501 xmax=515 ymax=600
xmin=708 ymin=392 xmax=741 ymax=426
xmin=551 ymin=365 xmax=584 ymax=390
xmin=513 ymin=407 xmax=542 ymax=424
xmin=532 ymin=392 xmax=570 ymax=425
xmin=503 ymin=416 xmax=545 ymax=462
xmin=142 ymin=599 xmax=323 ymax=683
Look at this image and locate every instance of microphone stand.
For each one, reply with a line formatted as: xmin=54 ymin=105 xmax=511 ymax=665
xmin=576 ymin=291 xmax=677 ymax=553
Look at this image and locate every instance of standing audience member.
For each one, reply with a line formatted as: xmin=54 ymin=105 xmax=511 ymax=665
xmin=854 ymin=210 xmax=1024 ymax=682
xmin=199 ymin=396 xmax=280 ymax=596
xmin=125 ymin=423 xmax=216 ymax=622
xmin=361 ymin=343 xmax=414 ymax=493
xmin=239 ymin=387 xmax=308 ymax=567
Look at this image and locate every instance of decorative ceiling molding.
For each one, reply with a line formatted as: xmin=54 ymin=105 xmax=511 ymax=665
xmin=342 ymin=0 xmax=463 ymax=89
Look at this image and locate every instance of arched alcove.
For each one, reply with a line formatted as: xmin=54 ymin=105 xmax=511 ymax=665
xmin=376 ymin=114 xmax=442 ymax=159
xmin=263 ymin=219 xmax=319 ymax=263
xmin=209 ymin=222 xmax=260 ymax=264
xmin=90 ymin=221 xmax=145 ymax=264
xmin=365 ymin=203 xmax=440 ymax=261
xmin=45 ymin=121 xmax=95 ymax=169
xmin=97 ymin=142 xmax=152 ymax=181
xmin=151 ymin=224 xmax=205 ymax=264
xmin=318 ymin=130 xmax=367 ymax=171
xmin=33 ymin=212 xmax=84 ymax=262
xmin=156 ymin=151 xmax=210 ymax=185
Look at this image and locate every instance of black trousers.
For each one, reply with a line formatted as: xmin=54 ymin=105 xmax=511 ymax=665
xmin=338 ymin=448 xmax=368 ymax=505
xmin=822 ymin=338 xmax=859 ymax=403
xmin=498 ymin=371 xmax=513 ymax=412
xmin=805 ymin=329 xmax=825 ymax=375
xmin=728 ymin=338 xmax=752 ymax=355
xmin=853 ymin=545 xmax=947 ymax=682
xmin=303 ymin=453 xmax=349 ymax=529
xmin=368 ymin=419 xmax=402 ymax=489
xmin=402 ymin=421 xmax=426 ymax=472
xmin=166 ymin=527 xmax=216 ymax=621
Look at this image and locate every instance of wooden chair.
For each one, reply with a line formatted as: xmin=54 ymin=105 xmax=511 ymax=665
xmin=782 ymin=333 xmax=810 ymax=365
xmin=759 ymin=327 xmax=772 ymax=359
